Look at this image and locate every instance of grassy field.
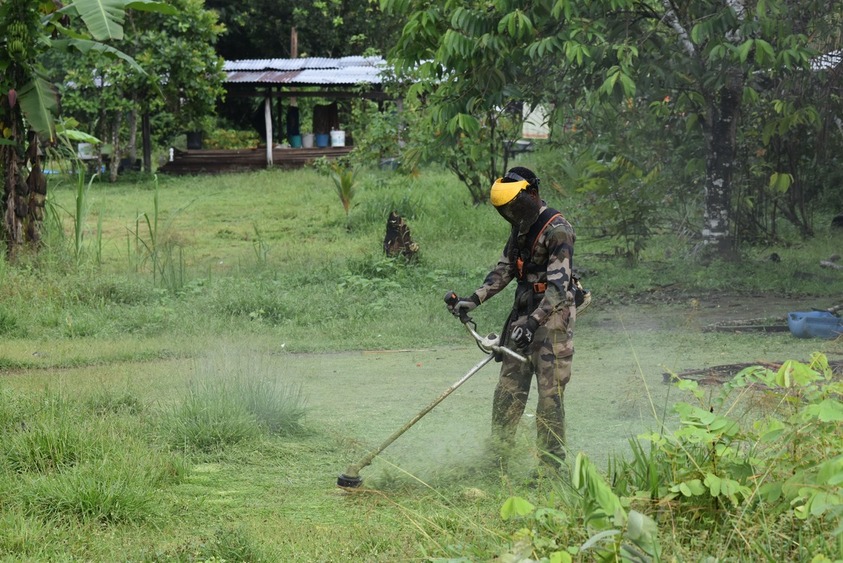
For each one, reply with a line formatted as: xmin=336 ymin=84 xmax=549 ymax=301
xmin=1 ymin=164 xmax=841 ymax=561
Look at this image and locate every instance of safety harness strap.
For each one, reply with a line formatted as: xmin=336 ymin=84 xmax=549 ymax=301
xmin=515 ymin=207 xmax=561 ymax=280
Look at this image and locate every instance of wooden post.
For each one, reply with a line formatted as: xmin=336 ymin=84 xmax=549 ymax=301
xmin=290 ymin=26 xmax=298 ymax=107
xmin=264 ymin=95 xmax=273 ymax=167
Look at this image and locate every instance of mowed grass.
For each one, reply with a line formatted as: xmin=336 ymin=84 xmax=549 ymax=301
xmin=1 ymin=162 xmax=842 ymax=560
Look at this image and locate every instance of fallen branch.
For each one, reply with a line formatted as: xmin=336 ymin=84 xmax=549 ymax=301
xmin=702 ymin=317 xmax=787 ymax=333
xmin=664 ymin=360 xmax=843 ymax=385
xmin=820 ymin=260 xmax=843 ymax=270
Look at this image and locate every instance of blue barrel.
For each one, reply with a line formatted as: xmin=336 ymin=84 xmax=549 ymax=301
xmin=787 ymin=311 xmax=843 ymax=339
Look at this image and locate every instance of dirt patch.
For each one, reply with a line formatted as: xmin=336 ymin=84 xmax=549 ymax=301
xmin=590 ymin=291 xmax=841 ymax=333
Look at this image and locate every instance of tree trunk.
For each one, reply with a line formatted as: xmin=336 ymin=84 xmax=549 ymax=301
xmin=109 ymin=113 xmax=122 ymax=182
xmin=2 ymin=144 xmax=23 ymax=257
xmin=702 ymin=75 xmax=743 ymax=258
xmin=24 ymin=131 xmax=45 ymax=245
xmin=128 ymin=107 xmax=138 ymax=163
xmin=142 ymin=110 xmax=152 ymax=173
xmin=2 ymin=126 xmax=46 ymax=258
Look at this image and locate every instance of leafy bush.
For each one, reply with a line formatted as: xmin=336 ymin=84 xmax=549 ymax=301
xmin=496 ymin=453 xmax=661 ymax=562
xmin=204 ymin=128 xmax=260 ymax=150
xmin=485 ymin=354 xmax=842 ymax=562
xmin=611 ymin=353 xmax=843 ymax=559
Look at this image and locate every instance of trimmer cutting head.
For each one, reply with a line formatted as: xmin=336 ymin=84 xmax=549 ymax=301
xmin=337 ymin=473 xmax=363 ymax=488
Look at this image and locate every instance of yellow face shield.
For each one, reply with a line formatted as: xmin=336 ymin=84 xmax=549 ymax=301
xmin=490 ymin=177 xmax=529 ymax=207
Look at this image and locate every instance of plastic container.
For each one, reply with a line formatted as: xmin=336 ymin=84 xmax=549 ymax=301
xmin=289 ymin=134 xmax=302 ymax=148
xmin=315 ymin=133 xmax=330 ymax=148
xmin=302 ymin=133 xmax=314 ymax=148
xmin=787 ymin=311 xmax=843 ymax=339
xmin=330 ymin=130 xmax=346 ymax=147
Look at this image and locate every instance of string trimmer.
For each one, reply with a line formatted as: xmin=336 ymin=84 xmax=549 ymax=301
xmin=336 ymin=292 xmax=526 ymax=488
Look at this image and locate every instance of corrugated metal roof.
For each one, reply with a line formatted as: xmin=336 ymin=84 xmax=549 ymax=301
xmin=224 ymin=57 xmax=387 ymax=86
xmin=224 ymin=56 xmax=384 ymax=72
xmin=811 ymin=49 xmax=842 ymax=71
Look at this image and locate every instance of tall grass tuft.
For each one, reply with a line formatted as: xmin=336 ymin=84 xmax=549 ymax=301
xmin=127 ymin=175 xmax=193 ymax=293
xmin=73 ymin=170 xmax=97 ymax=263
xmin=163 ymin=346 xmax=308 ymax=452
xmin=3 ymin=393 xmax=92 ymax=473
xmin=22 ymin=460 xmax=158 ymax=524
xmin=204 ymin=526 xmax=275 ymax=562
xmin=165 ymin=381 xmax=261 ymax=452
xmin=143 ymin=525 xmax=275 ymax=562
xmin=84 ymin=389 xmax=144 ymax=415
xmin=0 ymin=511 xmax=52 ymax=558
xmin=0 ymin=386 xmax=187 ymax=526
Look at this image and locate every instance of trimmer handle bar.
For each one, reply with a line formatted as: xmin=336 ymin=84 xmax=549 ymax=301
xmin=444 ymin=291 xmax=526 ymax=364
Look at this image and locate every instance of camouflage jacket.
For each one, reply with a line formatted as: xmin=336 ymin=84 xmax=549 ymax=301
xmin=473 ymin=203 xmax=575 ymax=327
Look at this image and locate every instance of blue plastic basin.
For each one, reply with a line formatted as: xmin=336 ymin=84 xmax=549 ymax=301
xmin=787 ymin=311 xmax=843 ymax=339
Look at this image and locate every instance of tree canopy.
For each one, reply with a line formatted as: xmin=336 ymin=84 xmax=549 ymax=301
xmin=205 ymin=0 xmax=402 ymax=59
xmin=58 ymin=0 xmax=227 ymax=179
xmin=383 ymin=0 xmax=843 ymax=253
xmin=1 ymin=0 xmax=176 ymax=254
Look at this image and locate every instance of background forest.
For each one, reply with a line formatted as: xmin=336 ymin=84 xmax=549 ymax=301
xmin=1 ymin=1 xmax=842 ymax=259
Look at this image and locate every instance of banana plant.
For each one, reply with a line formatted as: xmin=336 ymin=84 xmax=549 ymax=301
xmin=0 ymin=0 xmax=174 ymax=256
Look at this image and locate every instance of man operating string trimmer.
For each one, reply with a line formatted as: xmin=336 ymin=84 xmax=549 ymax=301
xmin=446 ymin=166 xmax=588 ymax=475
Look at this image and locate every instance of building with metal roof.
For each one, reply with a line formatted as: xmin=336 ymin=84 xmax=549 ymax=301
xmin=160 ymin=57 xmax=394 ymax=174
xmin=223 ymin=56 xmax=389 ymax=98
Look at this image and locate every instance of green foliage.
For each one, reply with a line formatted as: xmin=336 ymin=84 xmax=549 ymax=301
xmin=490 ymin=353 xmax=843 ymax=562
xmin=312 ymin=155 xmax=362 ymax=225
xmin=347 ymin=99 xmax=404 ymax=165
xmin=577 ymin=154 xmax=664 ymax=259
xmin=608 ymin=353 xmax=843 ymax=558
xmin=1 ymin=0 xmax=177 ymax=250
xmin=205 ymin=0 xmax=402 ymax=61
xmin=57 ymin=0 xmax=226 ymax=174
xmin=204 ymin=128 xmax=260 ymax=150
xmin=496 ymin=453 xmax=661 ymax=562
xmin=383 ymin=0 xmax=538 ymax=202
xmin=384 ymin=0 xmax=842 ymax=249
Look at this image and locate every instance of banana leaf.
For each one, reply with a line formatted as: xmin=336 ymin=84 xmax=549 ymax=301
xmin=60 ymin=0 xmax=176 ymax=41
xmin=18 ymin=75 xmax=58 ymax=142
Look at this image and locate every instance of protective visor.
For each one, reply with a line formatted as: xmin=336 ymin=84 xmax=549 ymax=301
xmin=494 ymin=190 xmax=541 ymax=228
xmin=490 ymin=177 xmax=529 ymax=207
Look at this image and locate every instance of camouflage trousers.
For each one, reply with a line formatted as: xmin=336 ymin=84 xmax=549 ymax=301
xmin=491 ymin=311 xmax=574 ymax=467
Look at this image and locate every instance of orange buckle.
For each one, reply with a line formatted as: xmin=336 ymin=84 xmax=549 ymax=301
xmin=533 ymin=282 xmax=547 ymax=293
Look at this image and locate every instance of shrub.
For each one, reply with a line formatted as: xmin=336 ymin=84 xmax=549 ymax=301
xmin=204 ymin=128 xmax=260 ymax=150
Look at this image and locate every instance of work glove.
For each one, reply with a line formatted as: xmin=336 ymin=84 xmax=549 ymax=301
xmin=511 ymin=317 xmax=539 ymax=349
xmin=444 ymin=292 xmax=480 ymax=319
